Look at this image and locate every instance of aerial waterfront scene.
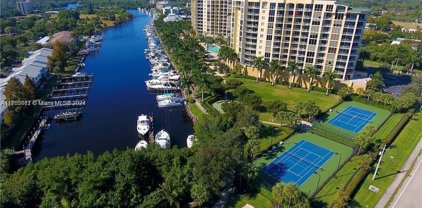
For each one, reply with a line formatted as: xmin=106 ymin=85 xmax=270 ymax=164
xmin=0 ymin=0 xmax=421 ymax=208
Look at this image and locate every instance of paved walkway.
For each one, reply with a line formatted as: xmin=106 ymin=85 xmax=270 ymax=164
xmin=194 ymin=98 xmax=208 ymax=114
xmin=375 ymin=137 xmax=422 ymax=208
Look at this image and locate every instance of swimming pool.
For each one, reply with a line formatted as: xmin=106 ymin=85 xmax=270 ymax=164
xmin=208 ymin=45 xmax=220 ymax=53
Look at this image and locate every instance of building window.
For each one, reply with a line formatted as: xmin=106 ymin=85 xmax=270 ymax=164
xmin=315 ymin=4 xmax=323 ymax=11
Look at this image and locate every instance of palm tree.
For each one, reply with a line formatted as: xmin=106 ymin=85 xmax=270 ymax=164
xmin=304 ymin=66 xmax=318 ymax=92
xmin=253 ymin=56 xmax=264 ymax=82
xmin=287 ymin=60 xmax=299 ymax=88
xmin=193 ymin=69 xmax=209 ymax=103
xmin=408 ymin=52 xmax=421 ymax=73
xmin=245 ymin=139 xmax=260 ymax=161
xmin=323 ymin=70 xmax=336 ymax=95
xmin=284 ymin=183 xmax=302 ymax=207
xmin=268 ymin=60 xmax=281 ymax=86
xmin=276 ymin=111 xmax=298 ymax=129
xmin=181 ymin=74 xmax=193 ymax=97
xmin=272 ymin=183 xmax=286 ymax=208
xmin=234 ymin=63 xmax=243 ymax=74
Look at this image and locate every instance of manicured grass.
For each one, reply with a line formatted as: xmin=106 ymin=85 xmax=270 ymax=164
xmin=227 ymin=77 xmax=340 ymax=112
xmin=314 ymin=101 xmax=391 ymax=139
xmin=227 ymin=187 xmax=273 ymax=208
xmin=373 ymin=113 xmax=405 ymax=139
xmin=352 ymin=111 xmax=422 ymax=208
xmin=80 ymin=14 xmax=116 ymax=27
xmin=364 ymin=60 xmax=404 ymax=70
xmin=254 ymin=132 xmax=353 ymax=196
xmin=188 ymin=102 xmax=205 ymax=121
xmin=392 ymin=21 xmax=419 ymax=29
xmin=258 ymin=126 xmax=293 ymax=153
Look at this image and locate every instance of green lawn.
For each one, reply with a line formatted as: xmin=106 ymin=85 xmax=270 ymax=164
xmin=373 ymin=113 xmax=405 ymax=139
xmin=227 ymin=187 xmax=273 ymax=208
xmin=364 ymin=60 xmax=404 ymax=70
xmin=313 ymin=101 xmax=392 ymax=139
xmin=227 ymin=77 xmax=340 ymax=112
xmin=314 ymin=155 xmax=363 ymax=206
xmin=258 ymin=126 xmax=293 ymax=153
xmin=188 ymin=102 xmax=205 ymax=121
xmin=254 ymin=132 xmax=353 ymax=196
xmin=352 ymin=111 xmax=422 ymax=207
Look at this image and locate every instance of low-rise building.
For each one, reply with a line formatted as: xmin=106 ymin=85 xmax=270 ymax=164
xmin=50 ymin=31 xmax=73 ymax=44
xmin=156 ymin=1 xmax=169 ymax=10
xmin=0 ymin=48 xmax=52 ymax=121
xmin=391 ymin=38 xmax=421 ymax=51
xmin=36 ymin=36 xmax=50 ymax=46
xmin=163 ymin=6 xmax=180 ymax=15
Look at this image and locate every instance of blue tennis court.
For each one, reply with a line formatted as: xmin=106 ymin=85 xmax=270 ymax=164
xmin=261 ymin=140 xmax=334 ymax=186
xmin=328 ymin=106 xmax=376 ymax=133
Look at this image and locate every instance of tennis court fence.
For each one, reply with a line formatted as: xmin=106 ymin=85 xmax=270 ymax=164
xmin=312 ymin=122 xmax=356 ymax=139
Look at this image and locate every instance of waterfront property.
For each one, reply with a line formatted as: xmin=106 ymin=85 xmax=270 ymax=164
xmin=33 ymin=11 xmax=193 ymax=159
xmin=192 ymin=0 xmax=369 ymax=80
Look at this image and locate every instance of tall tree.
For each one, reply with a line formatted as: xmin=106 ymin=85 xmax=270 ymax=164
xmin=287 ymin=60 xmax=299 ymax=89
xmin=323 ymin=70 xmax=336 ymax=95
xmin=272 ymin=183 xmax=286 ymax=208
xmin=252 ymin=56 xmax=264 ymax=82
xmin=304 ymin=66 xmax=318 ymax=92
xmin=367 ymin=71 xmax=385 ymax=91
xmin=268 ymin=60 xmax=281 ymax=86
xmin=245 ymin=139 xmax=260 ymax=161
xmin=4 ymin=77 xmax=25 ymax=113
xmin=48 ymin=41 xmax=66 ymax=72
xmin=23 ymin=76 xmax=37 ymax=100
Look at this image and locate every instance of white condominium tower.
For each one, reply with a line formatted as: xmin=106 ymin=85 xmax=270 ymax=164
xmin=192 ymin=0 xmax=369 ymax=79
xmin=191 ymin=0 xmax=233 ymax=37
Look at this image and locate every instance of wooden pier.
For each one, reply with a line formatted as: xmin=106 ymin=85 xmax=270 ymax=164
xmin=14 ymin=118 xmax=48 ymax=162
xmin=148 ymin=114 xmax=155 ymax=143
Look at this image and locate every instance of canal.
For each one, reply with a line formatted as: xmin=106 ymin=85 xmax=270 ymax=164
xmin=35 ymin=11 xmax=194 ymax=159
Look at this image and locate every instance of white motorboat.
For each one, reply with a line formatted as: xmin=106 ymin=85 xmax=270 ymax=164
xmin=137 ymin=114 xmax=150 ymax=135
xmin=155 ymin=129 xmax=170 ymax=148
xmin=186 ymin=135 xmax=196 ymax=148
xmin=135 ymin=140 xmax=148 ymax=150
xmin=146 ymin=81 xmax=179 ymax=91
xmin=157 ymin=99 xmax=184 ymax=108
xmin=156 ymin=93 xmax=184 ymax=102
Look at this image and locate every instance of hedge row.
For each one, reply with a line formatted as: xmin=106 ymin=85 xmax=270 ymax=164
xmin=344 ymin=169 xmax=369 ymax=200
xmin=383 ymin=108 xmax=415 ymax=145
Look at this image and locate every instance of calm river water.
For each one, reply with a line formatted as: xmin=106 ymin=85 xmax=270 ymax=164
xmin=34 ymin=11 xmax=194 ymax=159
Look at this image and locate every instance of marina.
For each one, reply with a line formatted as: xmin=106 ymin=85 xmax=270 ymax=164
xmin=31 ymin=10 xmax=193 ymax=159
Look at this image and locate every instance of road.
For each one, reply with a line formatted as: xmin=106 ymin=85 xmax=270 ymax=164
xmin=390 ymin=155 xmax=422 ymax=208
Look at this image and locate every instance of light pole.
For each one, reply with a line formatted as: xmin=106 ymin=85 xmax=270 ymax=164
xmin=335 ymin=152 xmax=342 ymax=171
xmin=373 ymin=145 xmax=387 ymax=180
xmin=314 ymin=171 xmax=321 ymax=191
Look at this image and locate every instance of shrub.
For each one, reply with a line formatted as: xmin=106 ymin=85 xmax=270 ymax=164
xmin=225 ymin=79 xmax=243 ymax=89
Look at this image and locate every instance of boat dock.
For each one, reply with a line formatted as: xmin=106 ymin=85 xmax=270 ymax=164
xmin=43 ymin=73 xmax=93 ymax=121
xmin=14 ymin=117 xmax=48 ymax=162
xmin=148 ymin=114 xmax=155 ymax=143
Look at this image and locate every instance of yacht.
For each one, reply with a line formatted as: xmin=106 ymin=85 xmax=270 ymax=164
xmin=155 ymin=129 xmax=170 ymax=148
xmin=157 ymin=98 xmax=184 ymax=108
xmin=146 ymin=81 xmax=179 ymax=91
xmin=136 ymin=114 xmax=150 ymax=135
xmin=186 ymin=135 xmax=196 ymax=148
xmin=135 ymin=140 xmax=148 ymax=150
xmin=156 ymin=93 xmax=184 ymax=102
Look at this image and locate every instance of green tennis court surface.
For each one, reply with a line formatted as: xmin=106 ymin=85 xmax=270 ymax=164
xmin=255 ymin=132 xmax=353 ymax=195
